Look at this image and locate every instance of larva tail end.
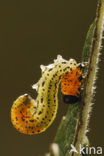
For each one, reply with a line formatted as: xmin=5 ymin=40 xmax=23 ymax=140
xmin=11 ymin=94 xmax=38 ymax=135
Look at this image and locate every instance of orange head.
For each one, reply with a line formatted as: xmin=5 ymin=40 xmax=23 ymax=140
xmin=61 ymin=67 xmax=82 ymax=103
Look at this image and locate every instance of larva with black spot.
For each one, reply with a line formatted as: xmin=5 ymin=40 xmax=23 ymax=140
xmin=11 ymin=55 xmax=83 ymax=135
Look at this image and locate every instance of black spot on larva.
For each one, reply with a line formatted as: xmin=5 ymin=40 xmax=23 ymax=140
xmin=48 ymin=102 xmax=50 ymax=104
xmin=47 ymin=73 xmax=49 ymax=76
xmin=70 ymin=68 xmax=72 ymax=71
xmin=26 ymin=121 xmax=28 ymax=123
xmin=55 ymin=82 xmax=57 ymax=88
xmin=38 ymin=111 xmax=42 ymax=115
xmin=76 ymin=71 xmax=79 ymax=75
xmin=45 ymin=116 xmax=47 ymax=118
xmin=52 ymin=113 xmax=54 ymax=116
xmin=53 ymin=74 xmax=56 ymax=78
xmin=41 ymin=98 xmax=43 ymax=103
xmin=60 ymin=69 xmax=62 ymax=72
xmin=29 ymin=120 xmax=34 ymax=122
xmin=65 ymin=71 xmax=69 ymax=75
xmin=37 ymin=117 xmax=39 ymax=120
xmin=49 ymin=68 xmax=53 ymax=71
xmin=32 ymin=131 xmax=34 ymax=133
xmin=42 ymin=81 xmax=45 ymax=86
xmin=21 ymin=117 xmax=25 ymax=121
xmin=16 ymin=117 xmax=18 ymax=121
xmin=62 ymin=62 xmax=66 ymax=64
xmin=42 ymin=118 xmax=45 ymax=120
xmin=54 ymin=100 xmax=56 ymax=103
xmin=64 ymin=67 xmax=67 ymax=71
xmin=49 ymin=119 xmax=51 ymax=122
xmin=54 ymin=94 xmax=56 ymax=98
xmin=49 ymin=85 xmax=52 ymax=89
xmin=37 ymin=130 xmax=40 ymax=132
xmin=43 ymin=105 xmax=45 ymax=107
xmin=59 ymin=65 xmax=61 ymax=68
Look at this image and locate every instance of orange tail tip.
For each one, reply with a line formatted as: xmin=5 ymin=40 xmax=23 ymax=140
xmin=11 ymin=94 xmax=40 ymax=135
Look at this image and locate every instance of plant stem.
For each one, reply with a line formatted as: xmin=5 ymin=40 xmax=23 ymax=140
xmin=48 ymin=0 xmax=104 ymax=156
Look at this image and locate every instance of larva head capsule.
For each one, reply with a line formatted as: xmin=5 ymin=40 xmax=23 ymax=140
xmin=61 ymin=63 xmax=85 ymax=104
xmin=11 ymin=94 xmax=37 ymax=134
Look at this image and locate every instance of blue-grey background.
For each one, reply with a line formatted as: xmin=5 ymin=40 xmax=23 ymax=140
xmin=0 ymin=0 xmax=104 ymax=156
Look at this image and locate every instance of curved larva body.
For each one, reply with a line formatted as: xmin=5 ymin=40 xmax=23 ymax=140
xmin=11 ymin=55 xmax=80 ymax=135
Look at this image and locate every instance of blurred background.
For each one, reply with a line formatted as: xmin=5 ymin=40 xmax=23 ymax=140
xmin=0 ymin=0 xmax=104 ymax=156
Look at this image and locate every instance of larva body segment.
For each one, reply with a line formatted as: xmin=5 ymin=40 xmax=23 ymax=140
xmin=61 ymin=68 xmax=82 ymax=104
xmin=11 ymin=55 xmax=79 ymax=135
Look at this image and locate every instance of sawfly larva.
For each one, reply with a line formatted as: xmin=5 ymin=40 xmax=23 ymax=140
xmin=11 ymin=55 xmax=84 ymax=135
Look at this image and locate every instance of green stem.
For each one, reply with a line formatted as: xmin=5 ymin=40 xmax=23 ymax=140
xmin=48 ymin=0 xmax=104 ymax=156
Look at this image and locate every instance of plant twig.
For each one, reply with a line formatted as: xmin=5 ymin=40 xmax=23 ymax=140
xmin=47 ymin=0 xmax=104 ymax=156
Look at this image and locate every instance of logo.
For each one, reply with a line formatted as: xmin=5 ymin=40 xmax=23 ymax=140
xmin=70 ymin=144 xmax=103 ymax=155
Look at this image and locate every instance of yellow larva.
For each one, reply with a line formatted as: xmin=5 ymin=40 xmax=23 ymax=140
xmin=11 ymin=55 xmax=80 ymax=135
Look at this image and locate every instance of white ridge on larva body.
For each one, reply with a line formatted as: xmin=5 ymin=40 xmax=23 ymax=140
xmin=11 ymin=55 xmax=79 ymax=135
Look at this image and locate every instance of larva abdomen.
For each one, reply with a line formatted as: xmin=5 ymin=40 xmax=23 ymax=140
xmin=11 ymin=55 xmax=80 ymax=135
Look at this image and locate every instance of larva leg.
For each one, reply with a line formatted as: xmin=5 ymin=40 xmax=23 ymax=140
xmin=11 ymin=55 xmax=82 ymax=135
